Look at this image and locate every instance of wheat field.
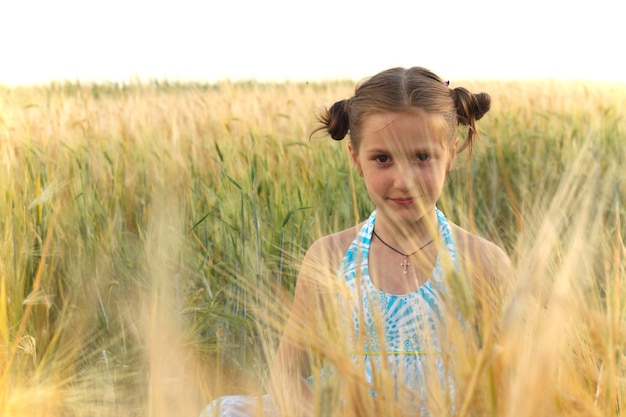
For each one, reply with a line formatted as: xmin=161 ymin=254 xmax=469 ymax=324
xmin=0 ymin=78 xmax=625 ymax=416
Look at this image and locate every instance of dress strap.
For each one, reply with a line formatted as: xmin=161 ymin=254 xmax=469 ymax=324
xmin=435 ymin=207 xmax=459 ymax=271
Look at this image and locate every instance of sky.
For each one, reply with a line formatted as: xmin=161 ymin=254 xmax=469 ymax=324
xmin=1 ymin=0 xmax=624 ymax=86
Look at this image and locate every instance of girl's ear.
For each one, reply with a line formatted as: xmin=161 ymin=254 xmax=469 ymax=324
xmin=447 ymin=137 xmax=459 ymax=174
xmin=348 ymin=142 xmax=363 ymax=176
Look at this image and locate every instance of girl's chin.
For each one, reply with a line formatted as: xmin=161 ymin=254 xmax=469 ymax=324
xmin=379 ymin=205 xmax=432 ymax=223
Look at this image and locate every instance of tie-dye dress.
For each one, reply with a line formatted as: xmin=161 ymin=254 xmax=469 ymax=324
xmin=201 ymin=208 xmax=459 ymax=417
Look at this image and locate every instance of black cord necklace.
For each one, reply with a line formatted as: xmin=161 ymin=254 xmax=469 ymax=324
xmin=372 ymin=229 xmax=434 ymax=275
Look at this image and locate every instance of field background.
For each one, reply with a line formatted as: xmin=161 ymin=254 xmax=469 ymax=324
xmin=1 ymin=78 xmax=625 ymax=416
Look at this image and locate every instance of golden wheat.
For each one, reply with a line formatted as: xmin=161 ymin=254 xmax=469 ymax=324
xmin=0 ymin=78 xmax=624 ymax=416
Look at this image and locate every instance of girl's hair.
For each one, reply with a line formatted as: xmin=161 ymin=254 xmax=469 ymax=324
xmin=311 ymin=66 xmax=491 ymax=156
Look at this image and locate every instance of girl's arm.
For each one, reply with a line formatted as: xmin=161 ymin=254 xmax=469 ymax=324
xmin=267 ymin=238 xmax=329 ymax=417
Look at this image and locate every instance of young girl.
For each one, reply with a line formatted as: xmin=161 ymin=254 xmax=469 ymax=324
xmin=203 ymin=66 xmax=511 ymax=417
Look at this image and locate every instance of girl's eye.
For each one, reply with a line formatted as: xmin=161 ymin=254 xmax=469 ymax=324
xmin=375 ymin=155 xmax=391 ymax=164
xmin=416 ymin=153 xmax=430 ymax=162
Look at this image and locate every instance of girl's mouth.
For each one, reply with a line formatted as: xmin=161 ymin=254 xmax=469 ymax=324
xmin=390 ymin=198 xmax=414 ymax=205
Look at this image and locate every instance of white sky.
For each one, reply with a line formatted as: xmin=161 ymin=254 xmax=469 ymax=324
xmin=1 ymin=0 xmax=624 ymax=86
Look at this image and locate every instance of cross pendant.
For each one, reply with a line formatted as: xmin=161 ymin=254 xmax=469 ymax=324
xmin=401 ymin=257 xmax=410 ymax=275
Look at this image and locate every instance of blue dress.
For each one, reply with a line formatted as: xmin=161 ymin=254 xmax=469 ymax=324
xmin=201 ymin=208 xmax=459 ymax=417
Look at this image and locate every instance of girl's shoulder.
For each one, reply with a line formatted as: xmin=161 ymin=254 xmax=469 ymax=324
xmin=305 ymin=222 xmax=365 ymax=267
xmin=294 ymin=222 xmax=366 ymax=296
xmin=449 ymin=222 xmax=513 ymax=289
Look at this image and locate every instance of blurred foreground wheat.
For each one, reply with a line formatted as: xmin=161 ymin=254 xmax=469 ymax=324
xmin=0 ymin=78 xmax=624 ymax=416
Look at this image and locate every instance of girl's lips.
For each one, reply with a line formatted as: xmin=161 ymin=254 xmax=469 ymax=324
xmin=390 ymin=198 xmax=414 ymax=205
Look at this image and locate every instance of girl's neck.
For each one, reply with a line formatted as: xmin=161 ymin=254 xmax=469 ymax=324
xmin=374 ymin=208 xmax=438 ymax=252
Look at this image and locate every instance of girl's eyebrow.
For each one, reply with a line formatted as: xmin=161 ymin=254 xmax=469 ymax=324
xmin=364 ymin=144 xmax=440 ymax=154
xmin=363 ymin=147 xmax=390 ymax=154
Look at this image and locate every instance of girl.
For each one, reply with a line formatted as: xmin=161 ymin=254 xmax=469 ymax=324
xmin=203 ymin=66 xmax=511 ymax=417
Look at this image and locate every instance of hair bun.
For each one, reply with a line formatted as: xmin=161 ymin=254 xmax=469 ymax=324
xmin=472 ymin=92 xmax=491 ymax=121
xmin=326 ymin=99 xmax=351 ymax=140
xmin=453 ymin=87 xmax=491 ymax=126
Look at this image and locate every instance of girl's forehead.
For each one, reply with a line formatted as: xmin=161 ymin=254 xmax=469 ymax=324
xmin=361 ymin=110 xmax=443 ymax=138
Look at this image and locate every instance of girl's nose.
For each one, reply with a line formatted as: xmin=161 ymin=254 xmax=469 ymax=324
xmin=393 ymin=165 xmax=415 ymax=191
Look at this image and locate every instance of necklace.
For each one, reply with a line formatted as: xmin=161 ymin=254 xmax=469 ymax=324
xmin=372 ymin=229 xmax=434 ymax=275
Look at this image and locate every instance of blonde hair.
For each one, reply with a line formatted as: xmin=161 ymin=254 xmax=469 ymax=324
xmin=313 ymin=66 xmax=491 ymax=156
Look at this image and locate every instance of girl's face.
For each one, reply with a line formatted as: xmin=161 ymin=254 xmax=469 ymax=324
xmin=350 ymin=109 xmax=457 ymax=225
